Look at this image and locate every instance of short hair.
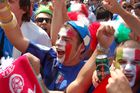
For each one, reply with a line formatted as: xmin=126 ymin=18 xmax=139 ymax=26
xmin=95 ymin=6 xmax=113 ymax=21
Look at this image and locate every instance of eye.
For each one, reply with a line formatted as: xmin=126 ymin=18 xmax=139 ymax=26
xmin=63 ymin=38 xmax=69 ymax=42
xmin=132 ymin=61 xmax=140 ymax=65
xmin=118 ymin=60 xmax=127 ymax=65
xmin=63 ymin=37 xmax=70 ymax=42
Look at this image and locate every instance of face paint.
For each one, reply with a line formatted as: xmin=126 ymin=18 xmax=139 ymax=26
xmin=56 ymin=27 xmax=75 ymax=63
xmin=64 ymin=43 xmax=72 ymax=62
xmin=115 ymin=47 xmax=140 ymax=87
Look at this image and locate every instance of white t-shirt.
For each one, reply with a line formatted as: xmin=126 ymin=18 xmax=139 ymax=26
xmin=12 ymin=20 xmax=52 ymax=59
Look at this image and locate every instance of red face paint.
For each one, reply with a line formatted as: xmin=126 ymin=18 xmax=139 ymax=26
xmin=64 ymin=43 xmax=72 ymax=62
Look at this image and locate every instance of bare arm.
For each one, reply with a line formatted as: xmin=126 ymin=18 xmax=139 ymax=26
xmin=66 ymin=25 xmax=115 ymax=93
xmin=0 ymin=2 xmax=29 ymax=53
xmin=66 ymin=49 xmax=99 ymax=93
xmin=102 ymin=0 xmax=140 ymax=35
xmin=51 ymin=0 xmax=65 ymax=45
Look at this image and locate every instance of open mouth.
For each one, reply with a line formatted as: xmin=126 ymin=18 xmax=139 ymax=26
xmin=42 ymin=27 xmax=47 ymax=31
xmin=56 ymin=48 xmax=65 ymax=57
xmin=125 ymin=74 xmax=134 ymax=82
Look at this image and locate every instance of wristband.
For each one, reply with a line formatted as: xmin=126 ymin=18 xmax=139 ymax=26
xmin=0 ymin=12 xmax=17 ymax=30
xmin=96 ymin=43 xmax=109 ymax=54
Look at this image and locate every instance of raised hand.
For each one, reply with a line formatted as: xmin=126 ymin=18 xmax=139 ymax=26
xmin=106 ymin=68 xmax=132 ymax=93
xmin=102 ymin=0 xmax=123 ymax=14
xmin=96 ymin=25 xmax=115 ymax=49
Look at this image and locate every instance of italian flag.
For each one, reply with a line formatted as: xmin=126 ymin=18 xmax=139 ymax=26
xmin=116 ymin=47 xmax=140 ymax=62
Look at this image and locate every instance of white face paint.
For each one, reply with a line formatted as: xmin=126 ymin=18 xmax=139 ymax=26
xmin=121 ymin=61 xmax=136 ymax=87
xmin=116 ymin=48 xmax=140 ymax=87
xmin=55 ymin=27 xmax=68 ymax=63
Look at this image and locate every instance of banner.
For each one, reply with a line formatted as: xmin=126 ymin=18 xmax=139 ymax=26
xmin=0 ymin=55 xmax=43 ymax=93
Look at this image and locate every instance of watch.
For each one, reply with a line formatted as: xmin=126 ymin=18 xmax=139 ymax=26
xmin=96 ymin=43 xmax=109 ymax=54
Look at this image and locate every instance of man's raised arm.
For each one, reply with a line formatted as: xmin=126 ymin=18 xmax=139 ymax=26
xmin=0 ymin=0 xmax=29 ymax=53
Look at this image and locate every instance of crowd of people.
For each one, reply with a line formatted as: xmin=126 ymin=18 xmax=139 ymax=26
xmin=0 ymin=0 xmax=140 ymax=93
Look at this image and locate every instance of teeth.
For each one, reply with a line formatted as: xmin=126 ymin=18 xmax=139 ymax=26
xmin=125 ymin=74 xmax=134 ymax=78
xmin=56 ymin=47 xmax=65 ymax=51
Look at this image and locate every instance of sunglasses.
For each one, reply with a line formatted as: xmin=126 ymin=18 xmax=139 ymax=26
xmin=35 ymin=18 xmax=51 ymax=23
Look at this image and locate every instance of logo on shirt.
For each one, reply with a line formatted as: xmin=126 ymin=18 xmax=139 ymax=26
xmin=55 ymin=72 xmax=64 ymax=84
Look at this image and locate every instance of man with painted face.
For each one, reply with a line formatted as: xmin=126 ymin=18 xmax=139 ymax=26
xmin=0 ymin=1 xmax=91 ymax=91
xmin=114 ymin=40 xmax=140 ymax=93
xmin=92 ymin=39 xmax=140 ymax=93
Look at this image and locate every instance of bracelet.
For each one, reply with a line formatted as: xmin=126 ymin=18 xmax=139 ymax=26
xmin=96 ymin=43 xmax=109 ymax=54
xmin=0 ymin=13 xmax=12 ymax=22
xmin=0 ymin=4 xmax=10 ymax=13
xmin=0 ymin=12 xmax=17 ymax=30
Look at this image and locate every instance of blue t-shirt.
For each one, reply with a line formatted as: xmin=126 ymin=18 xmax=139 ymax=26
xmin=0 ymin=28 xmax=13 ymax=57
xmin=26 ymin=42 xmax=85 ymax=90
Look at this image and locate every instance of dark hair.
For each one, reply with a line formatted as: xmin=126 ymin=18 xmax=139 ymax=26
xmin=95 ymin=6 xmax=113 ymax=21
xmin=134 ymin=2 xmax=140 ymax=9
xmin=122 ymin=2 xmax=133 ymax=9
xmin=19 ymin=0 xmax=31 ymax=22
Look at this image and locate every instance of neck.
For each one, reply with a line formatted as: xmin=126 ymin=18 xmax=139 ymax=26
xmin=63 ymin=56 xmax=81 ymax=66
xmin=132 ymin=83 xmax=140 ymax=93
xmin=16 ymin=14 xmax=23 ymax=27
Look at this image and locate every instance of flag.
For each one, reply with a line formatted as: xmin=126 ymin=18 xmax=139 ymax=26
xmin=0 ymin=55 xmax=43 ymax=93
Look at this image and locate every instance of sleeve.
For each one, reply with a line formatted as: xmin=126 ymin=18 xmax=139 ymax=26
xmin=25 ymin=42 xmax=57 ymax=67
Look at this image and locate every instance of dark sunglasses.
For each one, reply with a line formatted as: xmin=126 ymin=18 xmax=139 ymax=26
xmin=35 ymin=18 xmax=51 ymax=23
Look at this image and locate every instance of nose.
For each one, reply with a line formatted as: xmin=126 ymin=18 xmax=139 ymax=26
xmin=56 ymin=38 xmax=62 ymax=46
xmin=124 ymin=63 xmax=134 ymax=72
xmin=42 ymin=20 xmax=47 ymax=23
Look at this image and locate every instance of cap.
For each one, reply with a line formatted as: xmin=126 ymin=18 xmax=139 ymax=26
xmin=35 ymin=5 xmax=52 ymax=16
xmin=67 ymin=21 xmax=91 ymax=52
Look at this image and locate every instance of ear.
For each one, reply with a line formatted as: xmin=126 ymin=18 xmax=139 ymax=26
xmin=79 ymin=42 xmax=85 ymax=54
